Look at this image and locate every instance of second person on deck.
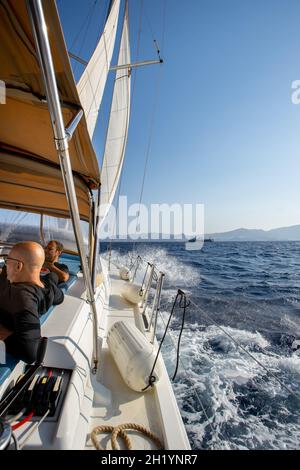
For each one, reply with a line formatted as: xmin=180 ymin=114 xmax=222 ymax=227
xmin=43 ymin=240 xmax=70 ymax=283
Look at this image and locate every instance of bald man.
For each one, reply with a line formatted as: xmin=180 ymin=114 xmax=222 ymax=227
xmin=0 ymin=241 xmax=64 ymax=363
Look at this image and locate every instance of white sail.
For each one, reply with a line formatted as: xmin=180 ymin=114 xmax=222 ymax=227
xmin=99 ymin=5 xmax=131 ymax=223
xmin=77 ymin=0 xmax=121 ymax=138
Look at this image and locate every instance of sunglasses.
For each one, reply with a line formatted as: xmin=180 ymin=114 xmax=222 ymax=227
xmin=4 ymin=257 xmax=24 ymax=266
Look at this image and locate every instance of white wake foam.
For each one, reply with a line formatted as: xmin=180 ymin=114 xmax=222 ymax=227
xmin=158 ymin=318 xmax=300 ymax=449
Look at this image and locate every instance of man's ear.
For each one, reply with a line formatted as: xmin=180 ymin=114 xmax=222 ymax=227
xmin=17 ymin=261 xmax=23 ymax=271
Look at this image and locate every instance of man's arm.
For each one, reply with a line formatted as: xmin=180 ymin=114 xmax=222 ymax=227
xmin=43 ymin=262 xmax=69 ymax=283
xmin=44 ymin=273 xmax=64 ymax=306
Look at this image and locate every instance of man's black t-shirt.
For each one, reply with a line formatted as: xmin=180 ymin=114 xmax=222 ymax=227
xmin=54 ymin=262 xmax=69 ymax=274
xmin=0 ymin=271 xmax=64 ymax=363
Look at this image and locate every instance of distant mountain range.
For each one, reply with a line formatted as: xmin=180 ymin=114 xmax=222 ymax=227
xmin=205 ymin=225 xmax=300 ymax=241
xmin=112 ymin=225 xmax=300 ymax=242
xmin=1 ymin=222 xmax=300 ymax=243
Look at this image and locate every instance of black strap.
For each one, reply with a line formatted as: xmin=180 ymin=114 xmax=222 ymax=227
xmin=172 ymin=292 xmax=190 ymax=381
xmin=142 ymin=290 xmax=189 ymax=391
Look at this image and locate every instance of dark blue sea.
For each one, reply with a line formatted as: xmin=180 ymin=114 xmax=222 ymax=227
xmin=102 ymin=241 xmax=300 ymax=450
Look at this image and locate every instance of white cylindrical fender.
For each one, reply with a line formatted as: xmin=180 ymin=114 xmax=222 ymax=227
xmin=119 ymin=266 xmax=131 ymax=281
xmin=121 ymin=282 xmax=144 ymax=304
xmin=107 ymin=321 xmax=161 ymax=392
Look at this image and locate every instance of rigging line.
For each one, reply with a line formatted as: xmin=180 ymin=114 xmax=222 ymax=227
xmin=188 ymin=298 xmax=300 ymax=403
xmin=127 ymin=0 xmax=143 ymax=143
xmin=84 ymin=0 xmax=124 ymax=135
xmin=172 ymin=293 xmax=189 ymax=381
xmin=11 ymin=431 xmax=19 ymax=451
xmin=102 ymin=62 xmax=128 ymax=250
xmin=156 ymin=308 xmax=221 ymax=444
xmin=142 ymin=291 xmax=182 ymax=391
xmin=98 ymin=0 xmax=114 ymax=43
xmin=132 ymin=62 xmax=163 ymax=252
xmin=143 ymin=0 xmax=166 ymax=57
xmin=125 ymin=0 xmax=143 ymax=192
xmin=142 ymin=3 xmax=156 ymax=44
xmin=110 ymin=0 xmax=142 ymax=254
xmin=69 ymin=0 xmax=98 ymax=52
xmin=71 ymin=1 xmax=99 ymax=76
xmin=131 ymin=3 xmax=165 ymax=255
xmin=161 ymin=0 xmax=166 ymax=56
xmin=129 ymin=0 xmax=144 ymax=247
xmin=132 ymin=0 xmax=144 ymax=99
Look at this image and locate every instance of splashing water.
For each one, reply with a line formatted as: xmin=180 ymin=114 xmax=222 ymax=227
xmin=103 ymin=241 xmax=300 ymax=449
xmin=107 ymin=245 xmax=201 ymax=289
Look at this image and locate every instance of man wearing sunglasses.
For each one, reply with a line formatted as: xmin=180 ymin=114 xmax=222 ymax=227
xmin=0 ymin=241 xmax=64 ymax=364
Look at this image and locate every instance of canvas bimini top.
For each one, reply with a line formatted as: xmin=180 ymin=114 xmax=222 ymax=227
xmin=0 ymin=0 xmax=100 ymax=222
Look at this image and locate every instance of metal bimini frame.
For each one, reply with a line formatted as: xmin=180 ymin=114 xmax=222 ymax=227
xmin=27 ymin=0 xmax=99 ymax=372
xmin=91 ymin=188 xmax=101 ymax=290
xmin=148 ymin=272 xmax=164 ymax=344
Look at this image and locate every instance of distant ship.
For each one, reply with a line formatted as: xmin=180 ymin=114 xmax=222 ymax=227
xmin=186 ymin=237 xmax=214 ymax=243
xmin=185 ymin=237 xmax=214 ymax=250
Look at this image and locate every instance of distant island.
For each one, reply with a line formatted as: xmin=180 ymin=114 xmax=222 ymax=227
xmin=119 ymin=224 xmax=300 ymax=242
xmin=204 ymin=224 xmax=300 ymax=242
xmin=1 ymin=223 xmax=300 ymax=243
xmin=119 ymin=225 xmax=300 ymax=242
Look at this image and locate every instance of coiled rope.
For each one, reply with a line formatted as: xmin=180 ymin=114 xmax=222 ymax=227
xmin=91 ymin=423 xmax=164 ymax=450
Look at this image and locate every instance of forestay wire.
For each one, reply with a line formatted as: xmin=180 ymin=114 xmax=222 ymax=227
xmin=131 ymin=2 xmax=166 ymax=253
xmin=69 ymin=0 xmax=99 ymax=76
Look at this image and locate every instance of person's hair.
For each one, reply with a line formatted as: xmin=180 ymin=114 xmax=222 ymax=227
xmin=53 ymin=240 xmax=64 ymax=252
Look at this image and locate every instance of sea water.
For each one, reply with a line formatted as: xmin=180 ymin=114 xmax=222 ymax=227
xmin=102 ymin=241 xmax=300 ymax=450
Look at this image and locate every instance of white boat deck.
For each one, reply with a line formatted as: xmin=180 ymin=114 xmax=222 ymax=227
xmin=85 ymin=273 xmax=164 ymax=450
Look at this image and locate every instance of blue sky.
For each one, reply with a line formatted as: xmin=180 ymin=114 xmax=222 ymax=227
xmin=57 ymin=0 xmax=300 ymax=233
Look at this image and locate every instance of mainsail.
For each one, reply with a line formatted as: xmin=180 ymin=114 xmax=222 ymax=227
xmin=99 ymin=5 xmax=131 ymax=224
xmin=77 ymin=0 xmax=121 ymax=138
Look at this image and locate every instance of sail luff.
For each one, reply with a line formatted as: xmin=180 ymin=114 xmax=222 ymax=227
xmin=99 ymin=3 xmax=131 ymax=224
xmin=77 ymin=0 xmax=121 ymax=139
